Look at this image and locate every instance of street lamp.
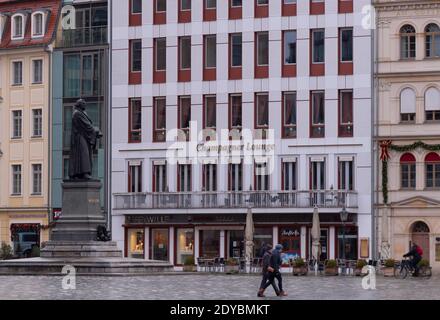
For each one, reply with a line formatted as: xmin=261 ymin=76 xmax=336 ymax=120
xmin=340 ymin=207 xmax=349 ymax=261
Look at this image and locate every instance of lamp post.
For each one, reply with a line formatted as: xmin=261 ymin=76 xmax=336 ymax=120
xmin=340 ymin=207 xmax=349 ymax=261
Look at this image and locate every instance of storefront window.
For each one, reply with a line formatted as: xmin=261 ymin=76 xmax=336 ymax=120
xmin=127 ymin=228 xmax=144 ymax=259
xmin=152 ymin=228 xmax=169 ymax=261
xmin=279 ymin=227 xmax=301 ymax=264
xmin=254 ymin=227 xmax=273 ymax=257
xmin=200 ymin=230 xmax=220 ymax=258
xmin=337 ymin=226 xmax=358 ymax=260
xmin=228 ymin=230 xmax=244 ymax=258
xmin=176 ymin=228 xmax=194 ymax=265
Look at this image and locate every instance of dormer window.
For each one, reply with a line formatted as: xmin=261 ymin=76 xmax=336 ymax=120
xmin=0 ymin=14 xmax=7 ymax=42
xmin=11 ymin=14 xmax=25 ymax=40
xmin=32 ymin=12 xmax=45 ymax=38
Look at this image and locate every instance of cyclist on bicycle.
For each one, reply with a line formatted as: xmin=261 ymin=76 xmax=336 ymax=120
xmin=403 ymin=243 xmax=422 ymax=276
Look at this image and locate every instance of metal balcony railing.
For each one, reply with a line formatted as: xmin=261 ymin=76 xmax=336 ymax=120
xmin=113 ymin=190 xmax=358 ymax=210
xmin=57 ymin=26 xmax=108 ymax=47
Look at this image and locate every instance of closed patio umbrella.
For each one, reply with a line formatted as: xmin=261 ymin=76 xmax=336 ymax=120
xmin=311 ymin=206 xmax=321 ymax=274
xmin=245 ymin=206 xmax=255 ymax=273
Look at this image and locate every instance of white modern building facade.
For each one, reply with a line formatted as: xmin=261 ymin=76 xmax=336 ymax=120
xmin=111 ymin=0 xmax=373 ymax=267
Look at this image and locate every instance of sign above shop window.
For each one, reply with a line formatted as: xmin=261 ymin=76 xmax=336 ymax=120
xmin=281 ymin=229 xmax=300 ymax=237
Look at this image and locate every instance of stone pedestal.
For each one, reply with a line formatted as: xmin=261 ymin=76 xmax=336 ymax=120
xmin=0 ymin=179 xmax=173 ymax=275
xmin=50 ymin=180 xmax=105 ymax=241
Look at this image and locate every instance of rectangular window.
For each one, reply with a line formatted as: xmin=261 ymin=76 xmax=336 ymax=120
xmin=426 ymin=110 xmax=440 ymax=122
xmin=256 ymin=93 xmax=269 ymax=128
xmin=310 ymin=160 xmax=325 ymax=190
xmin=339 ymin=160 xmax=354 ymax=190
xmin=339 ymin=90 xmax=353 ymax=137
xmin=153 ymin=163 xmax=167 ymax=192
xmin=155 ymin=38 xmax=166 ymax=71
xmin=231 ymin=33 xmax=242 ymax=67
xmin=32 ymin=59 xmax=43 ymax=84
xmin=312 ymin=29 xmax=325 ymax=63
xmin=232 ymin=0 xmax=242 ymax=7
xmin=283 ymin=92 xmax=297 ymax=138
xmin=340 ymin=28 xmax=353 ymax=62
xmin=256 ymin=32 xmax=269 ymax=66
xmin=153 ymin=98 xmax=166 ymax=142
xmin=181 ymin=0 xmax=191 ymax=10
xmin=205 ymin=0 xmax=216 ymax=9
xmin=178 ymin=164 xmax=192 ymax=192
xmin=176 ymin=228 xmax=194 ymax=265
xmin=229 ymin=162 xmax=243 ymax=191
xmin=128 ymin=161 xmax=142 ymax=193
xmin=203 ymin=164 xmax=217 ymax=191
xmin=204 ymin=96 xmax=216 ymax=129
xmin=426 ymin=163 xmax=440 ymax=189
xmin=284 ymin=31 xmax=297 ymax=64
xmin=33 ymin=14 xmax=43 ymax=36
xmin=131 ymin=40 xmax=142 ymax=72
xmin=205 ymin=35 xmax=216 ymax=68
xmin=32 ymin=109 xmax=43 ymax=137
xmin=401 ymin=163 xmax=416 ymax=189
xmin=12 ymin=165 xmax=22 ymax=195
xmin=180 ymin=37 xmax=191 ymax=70
xmin=12 ymin=110 xmax=22 ymax=139
xmin=283 ymin=161 xmax=297 ymax=191
xmin=230 ymin=94 xmax=242 ymax=131
xmin=129 ymin=98 xmax=142 ymax=143
xmin=12 ymin=61 xmax=23 ymax=85
xmin=156 ymin=0 xmax=166 ymax=12
xmin=255 ymin=162 xmax=269 ymax=191
xmin=311 ymin=91 xmax=325 ymax=138
xmin=131 ymin=0 xmax=142 ymax=14
xmin=179 ymin=96 xmax=191 ymax=141
xmin=32 ymin=164 xmax=42 ymax=195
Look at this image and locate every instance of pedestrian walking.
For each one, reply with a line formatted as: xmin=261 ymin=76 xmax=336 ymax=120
xmin=271 ymin=244 xmax=288 ymax=296
xmin=257 ymin=244 xmax=280 ymax=297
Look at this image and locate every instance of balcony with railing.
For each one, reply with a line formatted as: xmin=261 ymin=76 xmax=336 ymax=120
xmin=57 ymin=26 xmax=108 ymax=48
xmin=113 ymin=190 xmax=358 ymax=210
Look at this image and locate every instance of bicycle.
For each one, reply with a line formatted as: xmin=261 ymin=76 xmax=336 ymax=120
xmin=393 ymin=257 xmax=432 ymax=279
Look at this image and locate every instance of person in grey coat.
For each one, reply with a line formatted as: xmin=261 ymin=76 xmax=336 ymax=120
xmin=257 ymin=244 xmax=279 ymax=297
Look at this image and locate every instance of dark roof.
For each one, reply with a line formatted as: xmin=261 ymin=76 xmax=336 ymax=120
xmin=0 ymin=0 xmax=61 ymax=50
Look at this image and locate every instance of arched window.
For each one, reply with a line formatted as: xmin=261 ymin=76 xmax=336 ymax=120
xmin=425 ymin=23 xmax=440 ymax=58
xmin=425 ymin=152 xmax=440 ymax=188
xmin=11 ymin=14 xmax=24 ymax=40
xmin=400 ymin=25 xmax=416 ymax=59
xmin=400 ymin=153 xmax=416 ymax=189
xmin=32 ymin=12 xmax=44 ymax=37
xmin=411 ymin=221 xmax=430 ymax=233
xmin=400 ymin=88 xmax=416 ymax=122
xmin=425 ymin=87 xmax=440 ymax=121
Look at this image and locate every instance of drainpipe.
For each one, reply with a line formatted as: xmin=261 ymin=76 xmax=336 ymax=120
xmin=45 ymin=44 xmax=54 ymax=234
xmin=107 ymin=0 xmax=113 ymax=236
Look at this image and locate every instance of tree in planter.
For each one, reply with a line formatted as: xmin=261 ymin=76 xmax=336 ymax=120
xmin=382 ymin=258 xmax=396 ymax=277
xmin=355 ymin=259 xmax=368 ymax=276
xmin=292 ymin=258 xmax=308 ymax=276
xmin=225 ymin=258 xmax=239 ymax=274
xmin=0 ymin=242 xmax=13 ymax=260
xmin=325 ymin=260 xmax=338 ymax=276
xmin=183 ymin=256 xmax=196 ymax=272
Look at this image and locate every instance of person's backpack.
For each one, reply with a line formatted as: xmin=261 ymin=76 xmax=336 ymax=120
xmin=416 ymin=245 xmax=423 ymax=257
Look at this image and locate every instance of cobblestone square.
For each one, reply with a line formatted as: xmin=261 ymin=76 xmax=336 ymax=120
xmin=0 ymin=274 xmax=439 ymax=300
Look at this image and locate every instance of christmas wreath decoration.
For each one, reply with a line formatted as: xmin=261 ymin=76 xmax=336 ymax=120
xmin=380 ymin=140 xmax=440 ymax=204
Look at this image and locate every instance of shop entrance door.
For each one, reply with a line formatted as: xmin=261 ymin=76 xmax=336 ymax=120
xmin=227 ymin=230 xmax=244 ymax=258
xmin=411 ymin=221 xmax=430 ymax=262
xmin=151 ymin=228 xmax=169 ymax=261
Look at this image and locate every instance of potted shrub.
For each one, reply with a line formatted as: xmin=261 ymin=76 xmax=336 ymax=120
xmin=0 ymin=242 xmax=13 ymax=260
xmin=355 ymin=260 xmax=368 ymax=276
xmin=224 ymin=258 xmax=239 ymax=274
xmin=292 ymin=258 xmax=308 ymax=276
xmin=325 ymin=260 xmax=338 ymax=276
xmin=183 ymin=256 xmax=196 ymax=272
xmin=382 ymin=259 xmax=396 ymax=277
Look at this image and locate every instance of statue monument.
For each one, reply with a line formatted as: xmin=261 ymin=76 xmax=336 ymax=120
xmin=0 ymin=99 xmax=172 ymax=274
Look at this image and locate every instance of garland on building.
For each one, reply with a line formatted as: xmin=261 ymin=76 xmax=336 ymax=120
xmin=380 ymin=140 xmax=440 ymax=204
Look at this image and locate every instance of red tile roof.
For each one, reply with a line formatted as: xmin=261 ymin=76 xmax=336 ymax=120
xmin=0 ymin=0 xmax=61 ymax=50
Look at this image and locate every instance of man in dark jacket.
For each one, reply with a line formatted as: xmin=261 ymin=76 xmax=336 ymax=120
xmin=270 ymin=244 xmax=288 ymax=296
xmin=403 ymin=243 xmax=422 ymax=276
xmin=257 ymin=244 xmax=279 ymax=297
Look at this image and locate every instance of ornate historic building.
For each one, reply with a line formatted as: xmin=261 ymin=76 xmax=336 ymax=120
xmin=374 ymin=0 xmax=440 ymax=269
xmin=0 ymin=0 xmax=62 ymax=255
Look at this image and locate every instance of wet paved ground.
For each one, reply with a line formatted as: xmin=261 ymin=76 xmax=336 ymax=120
xmin=0 ymin=274 xmax=439 ymax=300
